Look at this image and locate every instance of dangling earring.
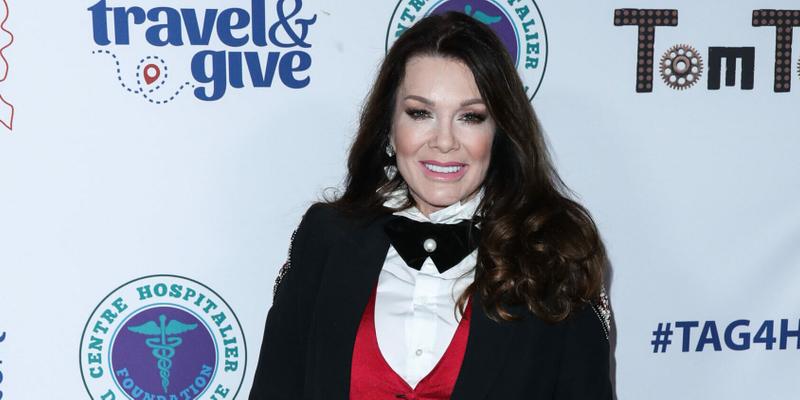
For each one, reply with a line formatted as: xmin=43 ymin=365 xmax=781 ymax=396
xmin=384 ymin=143 xmax=397 ymax=179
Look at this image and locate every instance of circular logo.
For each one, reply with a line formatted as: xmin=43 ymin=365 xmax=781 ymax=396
xmin=80 ymin=275 xmax=246 ymax=400
xmin=386 ymin=0 xmax=549 ymax=100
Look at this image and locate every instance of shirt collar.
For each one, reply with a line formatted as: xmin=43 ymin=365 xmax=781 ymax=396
xmin=383 ymin=187 xmax=484 ymax=225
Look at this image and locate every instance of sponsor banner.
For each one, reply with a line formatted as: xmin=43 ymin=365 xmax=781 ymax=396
xmin=0 ymin=1 xmax=798 ymax=399
xmin=88 ymin=0 xmax=317 ymax=102
xmin=80 ymin=275 xmax=246 ymax=400
xmin=613 ymin=8 xmax=800 ymax=92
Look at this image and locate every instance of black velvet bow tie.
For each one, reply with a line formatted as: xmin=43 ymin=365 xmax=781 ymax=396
xmin=384 ymin=216 xmax=480 ymax=274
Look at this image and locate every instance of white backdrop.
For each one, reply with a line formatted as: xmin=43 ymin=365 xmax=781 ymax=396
xmin=1 ymin=0 xmax=799 ymax=399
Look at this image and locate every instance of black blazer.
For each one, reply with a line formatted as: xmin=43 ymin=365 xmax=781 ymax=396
xmin=250 ymin=204 xmax=613 ymax=399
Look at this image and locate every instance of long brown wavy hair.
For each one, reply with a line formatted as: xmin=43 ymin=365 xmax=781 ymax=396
xmin=330 ymin=11 xmax=606 ymax=323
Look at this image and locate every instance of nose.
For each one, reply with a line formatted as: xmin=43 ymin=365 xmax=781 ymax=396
xmin=428 ymin=119 xmax=459 ymax=153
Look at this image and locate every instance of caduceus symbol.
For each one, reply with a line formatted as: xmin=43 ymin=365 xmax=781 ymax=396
xmin=128 ymin=315 xmax=198 ymax=393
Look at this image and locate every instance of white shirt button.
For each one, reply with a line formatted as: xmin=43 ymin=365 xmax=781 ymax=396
xmin=415 ymin=349 xmax=423 ymax=356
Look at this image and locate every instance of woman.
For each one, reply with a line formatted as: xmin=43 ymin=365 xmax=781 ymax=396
xmin=250 ymin=11 xmax=612 ymax=400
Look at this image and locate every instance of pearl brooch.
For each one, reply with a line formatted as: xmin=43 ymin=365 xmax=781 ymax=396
xmin=423 ymin=238 xmax=437 ymax=253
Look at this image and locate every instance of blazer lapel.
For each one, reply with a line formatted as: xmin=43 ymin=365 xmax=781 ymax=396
xmin=310 ymin=214 xmax=393 ymax=399
xmin=450 ymin=293 xmax=516 ymax=400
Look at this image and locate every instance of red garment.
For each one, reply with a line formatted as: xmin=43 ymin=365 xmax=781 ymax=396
xmin=350 ymin=285 xmax=472 ymax=400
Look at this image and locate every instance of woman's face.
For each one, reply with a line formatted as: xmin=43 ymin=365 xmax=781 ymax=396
xmin=390 ymin=55 xmax=496 ymax=216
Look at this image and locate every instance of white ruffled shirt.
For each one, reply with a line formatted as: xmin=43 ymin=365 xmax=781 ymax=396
xmin=375 ymin=189 xmax=482 ymax=388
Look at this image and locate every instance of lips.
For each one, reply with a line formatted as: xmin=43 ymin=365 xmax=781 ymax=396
xmin=419 ymin=160 xmax=468 ymax=180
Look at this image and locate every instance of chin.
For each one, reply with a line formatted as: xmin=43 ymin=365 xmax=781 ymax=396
xmin=419 ymin=190 xmax=465 ymax=208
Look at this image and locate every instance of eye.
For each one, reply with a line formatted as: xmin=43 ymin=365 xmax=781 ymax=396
xmin=460 ymin=112 xmax=487 ymax=124
xmin=405 ymin=108 xmax=431 ymax=120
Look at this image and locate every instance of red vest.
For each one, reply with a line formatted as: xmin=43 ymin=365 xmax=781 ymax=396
xmin=350 ymin=286 xmax=472 ymax=400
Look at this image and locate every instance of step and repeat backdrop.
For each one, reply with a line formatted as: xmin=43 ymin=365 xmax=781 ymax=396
xmin=1 ymin=0 xmax=799 ymax=398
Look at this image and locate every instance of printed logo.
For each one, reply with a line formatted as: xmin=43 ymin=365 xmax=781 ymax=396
xmin=614 ymin=8 xmax=800 ymax=93
xmin=651 ymin=318 xmax=800 ymax=353
xmin=386 ymin=0 xmax=548 ymax=100
xmin=80 ymin=275 xmax=246 ymax=400
xmin=88 ymin=0 xmax=317 ymax=103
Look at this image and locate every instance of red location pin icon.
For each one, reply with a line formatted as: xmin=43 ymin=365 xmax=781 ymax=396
xmin=143 ymin=64 xmax=160 ymax=85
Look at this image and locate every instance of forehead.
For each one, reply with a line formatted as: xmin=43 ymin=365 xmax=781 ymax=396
xmin=398 ymin=55 xmax=482 ymax=100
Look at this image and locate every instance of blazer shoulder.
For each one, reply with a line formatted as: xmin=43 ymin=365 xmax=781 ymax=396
xmin=271 ymin=202 xmax=389 ymax=297
xmin=301 ymin=201 xmax=364 ymax=229
xmin=270 ymin=203 xmax=339 ymax=297
xmin=510 ymin=287 xmax=612 ymax=338
xmin=590 ymin=287 xmax=612 ymax=340
xmin=558 ymin=288 xmax=613 ymax=341
xmin=302 ymin=202 xmax=391 ymax=240
xmin=293 ymin=202 xmax=353 ymax=244
xmin=299 ymin=202 xmax=338 ymax=229
xmin=565 ymin=297 xmax=611 ymax=345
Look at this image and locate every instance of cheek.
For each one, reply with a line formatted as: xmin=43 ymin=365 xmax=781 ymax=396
xmin=391 ymin=121 xmax=425 ymax=159
xmin=466 ymin=132 xmax=494 ymax=167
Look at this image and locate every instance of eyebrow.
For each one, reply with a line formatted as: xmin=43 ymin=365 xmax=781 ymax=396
xmin=403 ymin=95 xmax=485 ymax=107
